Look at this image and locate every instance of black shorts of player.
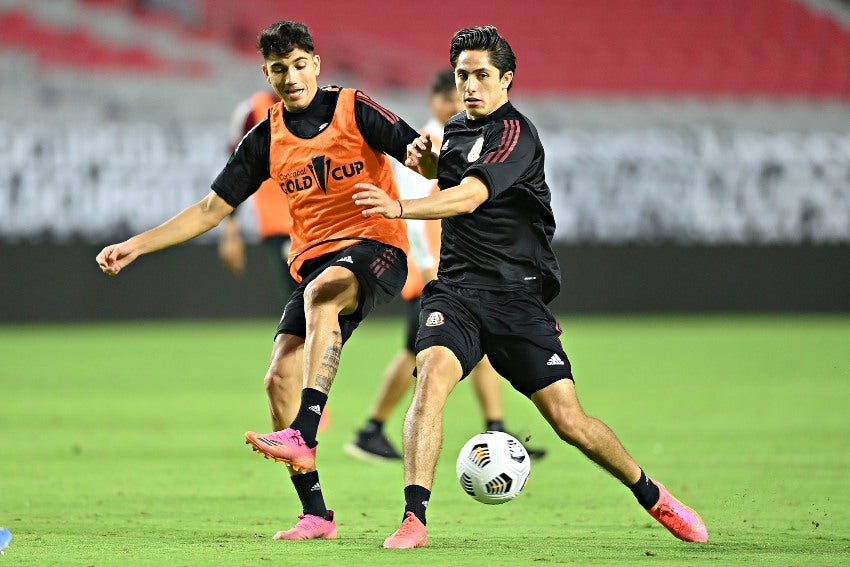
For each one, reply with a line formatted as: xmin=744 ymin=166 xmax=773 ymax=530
xmin=415 ymin=280 xmax=572 ymax=397
xmin=403 ymin=296 xmax=421 ymax=353
xmin=276 ymin=240 xmax=407 ymax=344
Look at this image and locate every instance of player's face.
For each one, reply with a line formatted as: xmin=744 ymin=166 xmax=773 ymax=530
xmin=263 ymin=48 xmax=321 ymax=113
xmin=454 ymin=50 xmax=512 ymax=120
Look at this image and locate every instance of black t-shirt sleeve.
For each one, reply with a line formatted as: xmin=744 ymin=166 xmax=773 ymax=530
xmin=211 ymin=119 xmax=272 ymax=208
xmin=466 ymin=119 xmax=536 ymax=199
xmin=353 ymin=91 xmax=419 ymax=163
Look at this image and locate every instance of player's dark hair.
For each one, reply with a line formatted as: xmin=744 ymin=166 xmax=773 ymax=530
xmin=257 ymin=21 xmax=314 ymax=59
xmin=431 ymin=68 xmax=457 ymax=95
xmin=449 ymin=26 xmax=516 ymax=90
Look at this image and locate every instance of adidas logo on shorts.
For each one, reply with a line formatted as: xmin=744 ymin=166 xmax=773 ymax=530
xmin=338 ymin=256 xmax=354 ymax=264
xmin=546 ymin=353 xmax=565 ymax=366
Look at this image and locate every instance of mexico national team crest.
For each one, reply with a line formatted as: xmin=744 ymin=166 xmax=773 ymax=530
xmin=425 ymin=311 xmax=445 ymax=327
xmin=467 ymin=137 xmax=484 ymax=162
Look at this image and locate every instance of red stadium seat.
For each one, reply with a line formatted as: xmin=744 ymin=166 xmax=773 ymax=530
xmin=6 ymin=0 xmax=850 ymax=98
xmin=0 ymin=6 xmax=210 ymax=77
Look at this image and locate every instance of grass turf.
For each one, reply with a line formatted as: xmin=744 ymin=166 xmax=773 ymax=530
xmin=1 ymin=315 xmax=848 ymax=566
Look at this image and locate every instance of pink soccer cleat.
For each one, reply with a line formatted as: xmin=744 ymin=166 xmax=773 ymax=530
xmin=383 ymin=511 xmax=428 ymax=549
xmin=273 ymin=510 xmax=337 ymax=540
xmin=245 ymin=428 xmax=317 ymax=473
xmin=647 ymin=480 xmax=708 ymax=542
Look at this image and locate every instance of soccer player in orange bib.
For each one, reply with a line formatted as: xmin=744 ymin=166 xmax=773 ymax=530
xmin=97 ymin=20 xmax=426 ymax=541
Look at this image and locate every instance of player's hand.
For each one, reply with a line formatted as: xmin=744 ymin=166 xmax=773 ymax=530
xmin=404 ymin=133 xmax=432 ymax=168
xmin=95 ymin=243 xmax=139 ymax=276
xmin=353 ymin=184 xmax=403 ymax=219
xmin=218 ymin=231 xmax=246 ymax=275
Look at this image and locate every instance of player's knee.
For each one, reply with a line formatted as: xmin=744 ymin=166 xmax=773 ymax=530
xmin=303 ymin=278 xmax=336 ymax=307
xmin=413 ymin=349 xmax=461 ymax=401
xmin=304 ymin=271 xmax=357 ymax=313
xmin=551 ymin=413 xmax=586 ymax=447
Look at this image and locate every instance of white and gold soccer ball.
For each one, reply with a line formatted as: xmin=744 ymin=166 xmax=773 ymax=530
xmin=456 ymin=431 xmax=531 ymax=504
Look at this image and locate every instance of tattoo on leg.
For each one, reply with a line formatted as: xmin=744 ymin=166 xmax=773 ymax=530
xmin=315 ymin=331 xmax=341 ymax=392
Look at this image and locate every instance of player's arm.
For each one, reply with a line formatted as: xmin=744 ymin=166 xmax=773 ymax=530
xmin=354 ymin=91 xmax=437 ymax=175
xmin=353 ymin=174 xmax=488 ymax=220
xmin=96 ymin=191 xmax=233 ymax=276
xmin=218 ymin=212 xmax=246 ymax=275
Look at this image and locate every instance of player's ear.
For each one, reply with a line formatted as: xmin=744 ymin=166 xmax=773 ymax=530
xmin=262 ymin=64 xmax=271 ymax=82
xmin=501 ymin=70 xmax=513 ymax=90
xmin=314 ymin=54 xmax=321 ymax=76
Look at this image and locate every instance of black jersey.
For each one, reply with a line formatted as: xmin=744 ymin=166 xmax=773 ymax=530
xmin=436 ymin=101 xmax=561 ymax=303
xmin=212 ymin=86 xmax=419 ymax=208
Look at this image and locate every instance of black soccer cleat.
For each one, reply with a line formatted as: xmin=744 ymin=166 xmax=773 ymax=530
xmin=345 ymin=428 xmax=402 ymax=462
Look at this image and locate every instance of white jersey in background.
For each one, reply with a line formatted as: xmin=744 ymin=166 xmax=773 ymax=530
xmin=391 ymin=117 xmax=446 ymax=272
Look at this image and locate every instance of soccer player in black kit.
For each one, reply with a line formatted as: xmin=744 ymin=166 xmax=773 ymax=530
xmin=354 ymin=25 xmax=708 ymax=549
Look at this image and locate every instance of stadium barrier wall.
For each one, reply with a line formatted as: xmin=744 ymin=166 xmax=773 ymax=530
xmin=2 ymin=124 xmax=849 ymax=246
xmin=1 ymin=243 xmax=847 ymax=322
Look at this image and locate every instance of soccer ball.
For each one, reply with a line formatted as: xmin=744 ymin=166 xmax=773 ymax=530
xmin=456 ymin=431 xmax=531 ymax=504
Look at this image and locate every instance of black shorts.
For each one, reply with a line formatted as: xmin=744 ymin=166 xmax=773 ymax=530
xmin=276 ymin=240 xmax=407 ymax=343
xmin=415 ymin=280 xmax=572 ymax=397
xmin=403 ymin=296 xmax=421 ymax=353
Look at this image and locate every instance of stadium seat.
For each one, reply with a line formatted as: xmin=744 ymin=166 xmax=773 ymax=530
xmin=5 ymin=0 xmax=850 ymax=97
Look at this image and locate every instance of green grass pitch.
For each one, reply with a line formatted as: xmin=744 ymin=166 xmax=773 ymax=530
xmin=1 ymin=315 xmax=849 ymax=566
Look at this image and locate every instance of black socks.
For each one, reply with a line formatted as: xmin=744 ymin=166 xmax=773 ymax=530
xmin=289 ymin=388 xmax=327 ymax=447
xmin=291 ymin=470 xmax=330 ymax=519
xmin=628 ymin=469 xmax=660 ymax=509
xmin=404 ymin=485 xmax=431 ymax=525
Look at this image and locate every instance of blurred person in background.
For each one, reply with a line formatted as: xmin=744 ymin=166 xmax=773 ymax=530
xmin=217 ymin=90 xmax=296 ymax=297
xmin=97 ymin=20 xmax=428 ymax=542
xmin=347 ymin=69 xmax=546 ymax=462
xmin=354 ymin=25 xmax=707 ymax=549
